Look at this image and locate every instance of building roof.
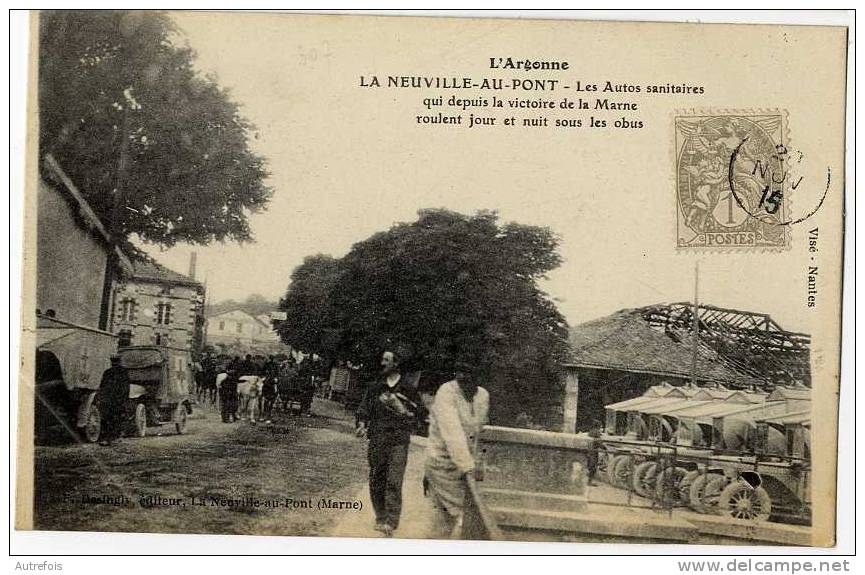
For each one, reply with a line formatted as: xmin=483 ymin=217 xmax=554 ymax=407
xmin=565 ymin=308 xmax=763 ymax=387
xmin=130 ymin=258 xmax=202 ymax=288
xmin=207 ymin=309 xmax=260 ymax=322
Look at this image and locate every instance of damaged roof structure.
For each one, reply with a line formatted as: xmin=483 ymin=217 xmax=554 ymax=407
xmin=561 ymin=303 xmax=811 ymax=432
xmin=566 ymin=303 xmax=811 ymax=390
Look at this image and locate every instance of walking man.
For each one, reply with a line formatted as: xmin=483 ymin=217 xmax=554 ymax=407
xmin=219 ymin=367 xmax=240 ymax=423
xmin=356 ymin=348 xmax=426 ymax=537
xmin=98 ymin=355 xmax=130 ymax=446
xmin=423 ymin=360 xmax=489 ymax=538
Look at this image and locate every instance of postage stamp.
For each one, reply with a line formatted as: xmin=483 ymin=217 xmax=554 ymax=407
xmin=675 ymin=113 xmax=790 ymax=250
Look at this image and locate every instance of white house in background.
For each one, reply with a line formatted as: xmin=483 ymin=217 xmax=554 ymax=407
xmin=205 ymin=309 xmax=282 ymax=354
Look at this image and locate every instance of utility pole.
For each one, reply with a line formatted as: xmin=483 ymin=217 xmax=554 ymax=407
xmin=98 ymin=101 xmax=132 ymax=332
xmin=110 ymin=104 xmax=132 ymax=240
xmin=690 ymin=261 xmax=700 ymax=386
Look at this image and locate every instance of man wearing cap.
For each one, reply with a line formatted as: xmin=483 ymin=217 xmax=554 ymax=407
xmin=356 ymin=348 xmax=426 ymax=537
xmin=423 ymin=360 xmax=489 ymax=538
xmin=98 ymin=355 xmax=130 ymax=446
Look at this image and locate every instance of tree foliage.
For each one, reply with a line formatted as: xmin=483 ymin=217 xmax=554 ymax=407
xmin=277 ymin=209 xmax=570 ymax=426
xmin=276 ymin=254 xmax=342 ymax=355
xmin=39 ymin=10 xmax=272 ymax=247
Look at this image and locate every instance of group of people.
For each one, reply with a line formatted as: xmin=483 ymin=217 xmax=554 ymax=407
xmin=355 ymin=348 xmax=489 ymax=539
xmin=198 ymin=353 xmax=317 ymax=424
xmin=97 ymin=344 xmax=489 ymax=539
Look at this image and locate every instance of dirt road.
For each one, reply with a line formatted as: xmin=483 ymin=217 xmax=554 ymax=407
xmin=33 ymin=398 xmax=373 ymax=537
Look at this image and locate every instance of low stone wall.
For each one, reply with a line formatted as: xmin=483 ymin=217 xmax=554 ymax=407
xmin=479 ymin=425 xmax=594 ymax=496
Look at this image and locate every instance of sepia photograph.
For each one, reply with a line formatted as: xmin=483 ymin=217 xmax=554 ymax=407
xmin=12 ymin=9 xmax=851 ymax=556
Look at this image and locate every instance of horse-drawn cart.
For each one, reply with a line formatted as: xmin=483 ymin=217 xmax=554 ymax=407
xmin=118 ymin=346 xmax=193 ymax=437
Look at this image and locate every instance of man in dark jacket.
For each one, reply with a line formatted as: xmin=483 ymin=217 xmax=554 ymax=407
xmin=220 ymin=367 xmax=240 ymax=423
xmin=356 ymin=348 xmax=426 ymax=536
xmin=99 ymin=355 xmax=130 ymax=446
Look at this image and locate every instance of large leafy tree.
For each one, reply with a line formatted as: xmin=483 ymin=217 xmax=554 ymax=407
xmin=277 ymin=209 xmax=570 ymax=426
xmin=39 ymin=10 xmax=272 ymax=247
xmin=276 ymin=255 xmax=342 ymax=355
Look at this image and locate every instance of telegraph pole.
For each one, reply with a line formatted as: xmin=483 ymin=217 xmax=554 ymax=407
xmin=690 ymin=261 xmax=700 ymax=386
xmin=98 ymin=101 xmax=132 ymax=332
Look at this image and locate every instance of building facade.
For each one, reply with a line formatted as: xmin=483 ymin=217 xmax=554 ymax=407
xmin=205 ymin=309 xmax=284 ymax=355
xmin=111 ymin=259 xmax=206 ymax=356
xmin=35 ymin=155 xmax=133 ymax=392
xmin=37 ymin=156 xmax=132 ymax=330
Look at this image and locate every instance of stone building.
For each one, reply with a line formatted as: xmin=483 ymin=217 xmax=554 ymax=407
xmin=205 ymin=309 xmax=283 ymax=355
xmin=111 ymin=259 xmax=206 ymax=355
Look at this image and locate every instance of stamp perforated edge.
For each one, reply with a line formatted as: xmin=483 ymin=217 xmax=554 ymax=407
xmin=672 ymin=108 xmax=792 ymax=254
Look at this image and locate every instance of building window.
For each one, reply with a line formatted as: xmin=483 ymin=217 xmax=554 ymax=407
xmin=155 ymin=303 xmax=172 ymax=325
xmin=118 ymin=329 xmax=133 ymax=347
xmin=219 ymin=321 xmax=225 ymax=331
xmin=119 ymin=298 xmax=136 ymax=322
xmin=236 ymin=322 xmax=242 ymax=333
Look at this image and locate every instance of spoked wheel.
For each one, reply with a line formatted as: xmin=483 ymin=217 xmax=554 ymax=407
xmin=631 ymin=461 xmax=658 ymax=497
xmin=134 ymin=403 xmax=147 ymax=437
xmin=689 ymin=474 xmax=728 ymax=514
xmin=597 ymin=451 xmax=611 ymax=483
xmin=609 ymin=454 xmax=634 ymax=489
xmin=679 ymin=470 xmax=701 ymax=505
xmin=655 ymin=466 xmax=688 ymax=506
xmin=80 ymin=402 xmax=102 ymax=443
xmin=604 ymin=455 xmax=625 ymax=484
xmin=718 ymin=480 xmax=772 ymax=522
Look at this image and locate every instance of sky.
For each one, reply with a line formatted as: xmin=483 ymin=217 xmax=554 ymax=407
xmin=138 ymin=13 xmax=845 ymax=334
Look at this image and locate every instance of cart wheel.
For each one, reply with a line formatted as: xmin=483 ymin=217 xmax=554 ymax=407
xmin=80 ymin=403 xmax=102 ymax=443
xmin=718 ymin=480 xmax=772 ymax=522
xmin=631 ymin=461 xmax=658 ymax=497
xmin=603 ymin=454 xmax=623 ymax=485
xmin=655 ymin=466 xmax=688 ymax=505
xmin=175 ymin=406 xmax=187 ymax=435
xmin=134 ymin=403 xmax=147 ymax=437
xmin=597 ymin=451 xmax=611 ymax=483
xmin=610 ymin=454 xmax=634 ymax=489
xmin=690 ymin=475 xmax=728 ymax=514
xmin=678 ymin=470 xmax=701 ymax=504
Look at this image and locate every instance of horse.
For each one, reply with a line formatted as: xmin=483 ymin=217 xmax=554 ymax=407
xmin=237 ymin=375 xmax=265 ymax=423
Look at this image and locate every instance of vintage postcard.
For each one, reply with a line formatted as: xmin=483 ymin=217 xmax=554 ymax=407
xmin=15 ymin=11 xmax=848 ymax=550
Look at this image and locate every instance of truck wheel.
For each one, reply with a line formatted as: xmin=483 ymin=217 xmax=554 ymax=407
xmin=604 ymin=454 xmax=624 ymax=484
xmin=134 ymin=404 xmax=147 ymax=437
xmin=610 ymin=454 xmax=634 ymax=489
xmin=80 ymin=403 xmax=101 ymax=443
xmin=175 ymin=406 xmax=187 ymax=435
xmin=679 ymin=470 xmax=701 ymax=504
xmin=718 ymin=480 xmax=772 ymax=521
xmin=655 ymin=466 xmax=688 ymax=505
xmin=597 ymin=451 xmax=611 ymax=483
xmin=689 ymin=474 xmax=728 ymax=513
xmin=631 ymin=461 xmax=658 ymax=497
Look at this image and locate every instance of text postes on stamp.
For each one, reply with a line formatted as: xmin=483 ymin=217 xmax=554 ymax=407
xmin=676 ymin=113 xmax=789 ymax=250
